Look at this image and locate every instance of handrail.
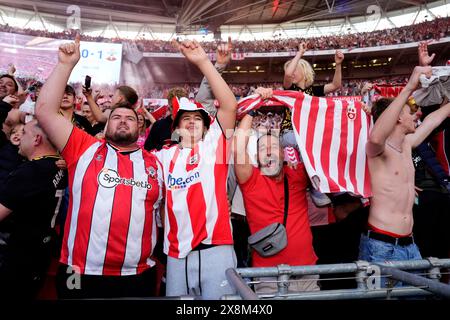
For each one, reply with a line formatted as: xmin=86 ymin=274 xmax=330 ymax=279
xmin=224 ymin=259 xmax=450 ymax=300
xmin=234 ymin=259 xmax=450 ymax=278
xmin=377 ymin=265 xmax=450 ymax=299
xmin=225 ymin=268 xmax=259 ymax=300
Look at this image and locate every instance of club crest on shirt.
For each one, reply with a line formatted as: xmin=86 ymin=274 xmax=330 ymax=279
xmin=146 ymin=166 xmax=157 ymax=179
xmin=189 ymin=154 xmax=199 ymax=165
xmin=95 ymin=154 xmax=103 ymax=161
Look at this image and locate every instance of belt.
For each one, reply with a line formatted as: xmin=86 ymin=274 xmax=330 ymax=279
xmin=364 ymin=230 xmax=415 ymax=246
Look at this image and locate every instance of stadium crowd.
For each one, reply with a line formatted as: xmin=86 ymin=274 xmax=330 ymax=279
xmin=0 ymin=17 xmax=449 ymax=53
xmin=9 ymin=77 xmax=408 ymax=105
xmin=0 ymin=23 xmax=449 ymax=301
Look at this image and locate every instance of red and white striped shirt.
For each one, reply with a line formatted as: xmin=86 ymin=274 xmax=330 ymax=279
xmin=154 ymin=120 xmax=233 ymax=259
xmin=60 ymin=127 xmax=162 ymax=276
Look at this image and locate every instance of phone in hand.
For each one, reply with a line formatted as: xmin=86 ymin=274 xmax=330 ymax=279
xmin=84 ymin=75 xmax=92 ymax=90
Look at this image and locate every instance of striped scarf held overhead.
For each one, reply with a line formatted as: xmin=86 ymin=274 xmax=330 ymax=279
xmin=237 ymin=90 xmax=373 ymax=197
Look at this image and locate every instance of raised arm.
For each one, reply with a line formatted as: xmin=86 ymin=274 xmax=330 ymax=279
xmin=7 ymin=64 xmax=26 ymax=97
xmin=175 ymin=40 xmax=237 ymax=137
xmin=366 ymin=66 xmax=432 ymax=158
xmin=233 ymin=114 xmax=254 ymax=184
xmin=418 ymin=40 xmax=435 ymax=67
xmin=195 ymin=37 xmax=232 ymax=114
xmin=324 ymin=50 xmax=344 ymax=94
xmin=234 ymin=87 xmax=272 ymax=184
xmin=283 ymin=42 xmax=306 ymax=89
xmin=82 ymin=87 xmax=108 ymax=123
xmin=407 ymin=101 xmax=450 ymax=148
xmin=35 ymin=35 xmax=80 ymax=151
xmin=139 ymin=102 xmax=157 ymax=125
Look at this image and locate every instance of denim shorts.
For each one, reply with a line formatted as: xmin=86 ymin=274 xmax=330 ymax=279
xmin=359 ymin=234 xmax=422 ymax=263
xmin=358 ymin=234 xmax=422 ymax=288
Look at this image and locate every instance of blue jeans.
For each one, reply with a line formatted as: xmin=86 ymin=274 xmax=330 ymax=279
xmin=358 ymin=234 xmax=422 ymax=288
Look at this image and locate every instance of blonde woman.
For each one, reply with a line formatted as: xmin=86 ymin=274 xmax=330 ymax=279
xmin=281 ymin=42 xmax=344 ymax=207
xmin=281 ymin=42 xmax=344 ymax=133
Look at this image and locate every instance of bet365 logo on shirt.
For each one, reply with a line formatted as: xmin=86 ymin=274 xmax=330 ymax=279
xmin=98 ymin=168 xmax=152 ymax=190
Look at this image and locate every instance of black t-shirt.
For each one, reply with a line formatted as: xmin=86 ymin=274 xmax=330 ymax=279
xmin=0 ymin=100 xmax=25 ymax=186
xmin=144 ymin=116 xmax=174 ymax=151
xmin=0 ymin=101 xmax=13 ymax=147
xmin=91 ymin=122 xmax=105 ymax=136
xmin=73 ymin=113 xmax=94 ymax=136
xmin=281 ymin=84 xmax=325 ymax=132
xmin=0 ymin=142 xmax=25 ymax=185
xmin=0 ymin=157 xmax=68 ymax=272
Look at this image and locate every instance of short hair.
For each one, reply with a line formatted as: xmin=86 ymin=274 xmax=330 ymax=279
xmin=30 ymin=119 xmax=56 ymax=149
xmin=0 ymin=74 xmax=19 ymax=92
xmin=109 ymin=101 xmax=138 ymax=120
xmin=284 ymin=59 xmax=315 ymax=87
xmin=166 ymin=87 xmax=188 ymax=108
xmin=64 ymin=85 xmax=76 ymax=96
xmin=32 ymin=119 xmax=44 ymax=131
xmin=116 ymin=85 xmax=138 ymax=105
xmin=371 ymin=98 xmax=394 ymax=123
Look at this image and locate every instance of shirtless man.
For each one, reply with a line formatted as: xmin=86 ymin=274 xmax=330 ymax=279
xmin=361 ymin=66 xmax=450 ymax=267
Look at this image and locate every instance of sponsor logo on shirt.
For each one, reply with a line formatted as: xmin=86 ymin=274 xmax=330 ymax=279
xmin=97 ymin=168 xmax=152 ymax=190
xmin=167 ymin=172 xmax=200 ymax=190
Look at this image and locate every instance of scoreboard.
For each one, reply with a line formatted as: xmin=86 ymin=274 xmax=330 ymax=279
xmin=69 ymin=41 xmax=122 ymax=85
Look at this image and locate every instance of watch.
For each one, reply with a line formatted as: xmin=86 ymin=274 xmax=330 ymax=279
xmin=248 ymin=110 xmax=257 ymax=117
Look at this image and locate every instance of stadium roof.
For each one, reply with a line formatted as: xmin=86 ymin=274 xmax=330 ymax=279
xmin=1 ymin=0 xmax=428 ymax=33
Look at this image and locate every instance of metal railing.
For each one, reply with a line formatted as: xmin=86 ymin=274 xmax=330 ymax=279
xmin=223 ymin=258 xmax=450 ymax=300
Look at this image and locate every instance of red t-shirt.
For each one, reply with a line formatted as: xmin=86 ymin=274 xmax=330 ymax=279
xmin=239 ymin=164 xmax=317 ymax=267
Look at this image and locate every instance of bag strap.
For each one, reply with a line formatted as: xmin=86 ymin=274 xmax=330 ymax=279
xmin=283 ymin=175 xmax=289 ymax=226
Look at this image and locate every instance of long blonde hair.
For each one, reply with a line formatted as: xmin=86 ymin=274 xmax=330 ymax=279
xmin=284 ymin=58 xmax=315 ymax=88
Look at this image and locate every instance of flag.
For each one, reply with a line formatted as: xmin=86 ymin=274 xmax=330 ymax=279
xmin=150 ymin=105 xmax=168 ymax=121
xmin=237 ymin=90 xmax=373 ymax=197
